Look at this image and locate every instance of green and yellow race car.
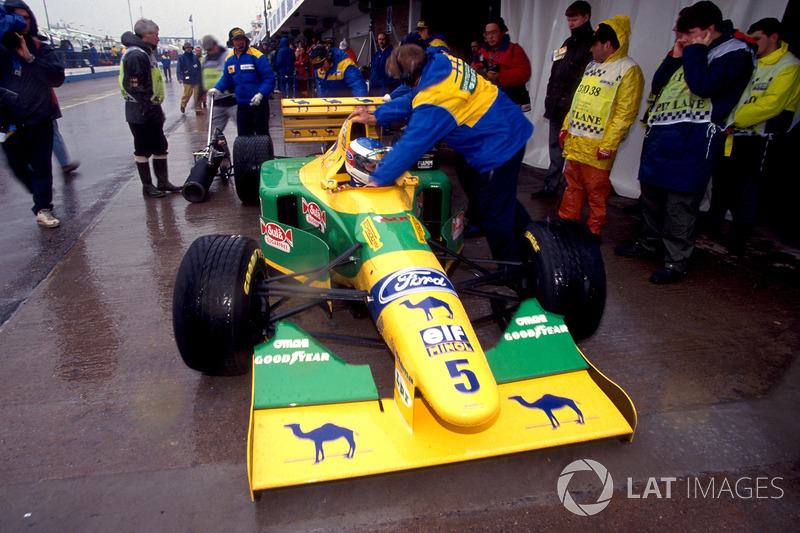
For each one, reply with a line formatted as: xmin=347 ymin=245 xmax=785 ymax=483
xmin=172 ymin=100 xmax=635 ymax=499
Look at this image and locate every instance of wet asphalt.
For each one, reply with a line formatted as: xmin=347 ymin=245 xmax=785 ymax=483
xmin=0 ymin=75 xmax=798 ymax=531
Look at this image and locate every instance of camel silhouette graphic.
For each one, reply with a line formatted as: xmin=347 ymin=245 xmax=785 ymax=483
xmin=284 ymin=423 xmax=356 ymax=463
xmin=398 ymin=296 xmax=453 ymax=321
xmin=508 ymin=393 xmax=584 ymax=429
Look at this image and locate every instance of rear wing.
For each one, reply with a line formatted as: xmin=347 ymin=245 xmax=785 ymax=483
xmin=280 ymin=97 xmax=384 ymax=151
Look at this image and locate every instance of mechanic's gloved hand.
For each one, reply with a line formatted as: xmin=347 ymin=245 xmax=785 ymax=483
xmin=597 ymin=149 xmax=614 ymax=160
xmin=558 ymin=130 xmax=568 ymax=148
xmin=250 ymin=92 xmax=264 ymax=106
xmin=206 ymin=88 xmax=221 ymax=100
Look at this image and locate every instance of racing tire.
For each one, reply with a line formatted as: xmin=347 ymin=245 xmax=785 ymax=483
xmin=173 ymin=235 xmax=270 ymax=375
xmin=233 ymin=135 xmax=274 ymax=205
xmin=519 ymin=219 xmax=606 ymax=340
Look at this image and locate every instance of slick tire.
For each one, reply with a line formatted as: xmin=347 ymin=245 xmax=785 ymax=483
xmin=519 ymin=219 xmax=606 ymax=340
xmin=233 ymin=135 xmax=273 ymax=205
xmin=173 ymin=235 xmax=269 ymax=375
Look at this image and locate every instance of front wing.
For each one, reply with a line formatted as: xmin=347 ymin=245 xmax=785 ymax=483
xmin=247 ymin=300 xmax=635 ymax=498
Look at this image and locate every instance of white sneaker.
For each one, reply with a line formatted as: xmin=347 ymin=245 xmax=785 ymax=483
xmin=36 ymin=209 xmax=60 ymax=228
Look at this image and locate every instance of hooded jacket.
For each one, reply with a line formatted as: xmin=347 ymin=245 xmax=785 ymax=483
xmin=119 ymin=30 xmax=164 ymax=125
xmin=0 ymin=0 xmax=64 ymax=126
xmin=370 ymin=52 xmax=532 ymax=187
xmin=544 ymin=19 xmax=594 ymax=122
xmin=561 ymin=15 xmax=644 ymax=171
xmin=274 ymin=37 xmax=294 ymax=75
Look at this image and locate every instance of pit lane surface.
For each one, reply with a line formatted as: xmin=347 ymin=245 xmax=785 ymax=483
xmin=0 ymin=77 xmax=798 ymax=531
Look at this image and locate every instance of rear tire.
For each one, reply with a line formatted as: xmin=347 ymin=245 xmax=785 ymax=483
xmin=172 ymin=235 xmax=270 ymax=375
xmin=519 ymin=219 xmax=606 ymax=340
xmin=233 ymin=135 xmax=274 ymax=205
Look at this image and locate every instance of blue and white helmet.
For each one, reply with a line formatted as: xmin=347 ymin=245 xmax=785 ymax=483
xmin=345 ymin=137 xmax=390 ymax=187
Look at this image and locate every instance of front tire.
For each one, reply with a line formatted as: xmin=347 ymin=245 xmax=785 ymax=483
xmin=519 ymin=219 xmax=606 ymax=340
xmin=172 ymin=235 xmax=269 ymax=375
xmin=233 ymin=135 xmax=273 ymax=205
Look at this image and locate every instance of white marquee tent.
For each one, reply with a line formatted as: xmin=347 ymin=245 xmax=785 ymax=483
xmin=502 ymin=0 xmax=790 ymax=198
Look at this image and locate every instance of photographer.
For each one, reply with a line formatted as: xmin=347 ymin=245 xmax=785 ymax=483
xmin=478 ymin=16 xmax=531 ymax=112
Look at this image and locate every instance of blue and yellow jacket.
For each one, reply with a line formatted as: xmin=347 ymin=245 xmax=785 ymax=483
xmin=425 ymin=33 xmax=450 ymax=55
xmin=371 ymin=53 xmax=532 ymax=186
xmin=314 ymin=48 xmax=368 ymax=97
xmin=214 ymin=47 xmax=275 ymax=104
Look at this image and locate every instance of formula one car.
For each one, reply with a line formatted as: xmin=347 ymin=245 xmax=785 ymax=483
xmin=172 ymin=103 xmax=636 ymax=498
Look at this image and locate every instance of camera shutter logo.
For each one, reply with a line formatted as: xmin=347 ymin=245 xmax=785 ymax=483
xmin=557 ymin=459 xmax=614 ymax=516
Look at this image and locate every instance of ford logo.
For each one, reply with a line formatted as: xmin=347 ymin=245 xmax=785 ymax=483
xmin=376 ymin=267 xmax=455 ymax=305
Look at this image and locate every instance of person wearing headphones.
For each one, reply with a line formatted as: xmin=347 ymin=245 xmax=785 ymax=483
xmin=307 ymin=44 xmax=367 ymax=98
xmin=348 ymin=44 xmax=533 ymax=262
xmin=206 ymin=27 xmax=274 ymax=136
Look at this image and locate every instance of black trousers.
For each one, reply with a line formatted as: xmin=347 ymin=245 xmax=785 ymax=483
xmin=128 ymin=122 xmax=168 ymax=158
xmin=236 ymin=101 xmax=270 ymax=137
xmin=456 ymin=147 xmax=531 ymax=262
xmin=709 ymin=135 xmax=768 ymax=240
xmin=2 ymin=121 xmax=54 ymax=214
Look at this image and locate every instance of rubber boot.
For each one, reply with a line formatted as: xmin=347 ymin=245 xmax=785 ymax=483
xmin=136 ymin=157 xmax=166 ymax=198
xmin=152 ymin=156 xmax=181 ymax=192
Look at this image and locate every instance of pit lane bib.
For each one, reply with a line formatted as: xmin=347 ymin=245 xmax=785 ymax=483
xmin=733 ymin=52 xmax=800 ymax=136
xmin=648 ymin=66 xmax=711 ymax=127
xmin=567 ymin=57 xmax=636 ymax=139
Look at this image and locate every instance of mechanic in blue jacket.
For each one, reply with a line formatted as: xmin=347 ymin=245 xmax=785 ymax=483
xmin=207 ymin=27 xmax=274 ymax=136
xmin=308 ymin=45 xmax=367 ymax=98
xmin=349 ymin=44 xmax=533 ymax=263
xmin=274 ymin=37 xmax=295 ymax=98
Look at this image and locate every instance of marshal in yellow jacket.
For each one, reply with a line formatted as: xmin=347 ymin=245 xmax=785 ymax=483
xmin=561 ymin=15 xmax=644 ymax=171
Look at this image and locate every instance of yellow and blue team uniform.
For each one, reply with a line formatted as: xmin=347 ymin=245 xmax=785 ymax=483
xmin=315 ymin=48 xmax=368 ymax=97
xmin=425 ymin=34 xmax=449 ymax=55
xmin=371 ymin=52 xmax=533 ymax=261
xmin=214 ymin=47 xmax=275 ymax=104
xmin=214 ymin=46 xmax=275 ymax=136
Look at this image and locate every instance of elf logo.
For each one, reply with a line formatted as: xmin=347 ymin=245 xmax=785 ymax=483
xmin=302 ymin=198 xmax=326 ymax=232
xmin=420 ymin=324 xmax=474 ymax=357
xmin=261 ymin=220 xmax=293 ymax=253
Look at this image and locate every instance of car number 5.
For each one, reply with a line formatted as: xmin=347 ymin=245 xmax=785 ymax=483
xmin=446 ymin=359 xmax=480 ymax=393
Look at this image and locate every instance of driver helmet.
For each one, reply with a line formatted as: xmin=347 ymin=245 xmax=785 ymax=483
xmin=345 ymin=137 xmax=390 ymax=187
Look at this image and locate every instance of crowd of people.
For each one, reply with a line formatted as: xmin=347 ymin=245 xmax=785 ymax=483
xmin=0 ymin=1 xmax=797 ymax=288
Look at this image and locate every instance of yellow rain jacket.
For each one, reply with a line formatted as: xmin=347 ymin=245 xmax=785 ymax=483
xmin=562 ymin=15 xmax=644 ymax=170
xmin=732 ymin=41 xmax=800 ymax=135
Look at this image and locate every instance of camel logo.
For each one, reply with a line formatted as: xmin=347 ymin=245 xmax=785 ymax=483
xmin=400 ymin=296 xmax=453 ymax=321
xmin=557 ymin=459 xmax=614 ymax=516
xmin=284 ymin=423 xmax=357 ymax=464
xmin=508 ymin=394 xmax=584 ymax=429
